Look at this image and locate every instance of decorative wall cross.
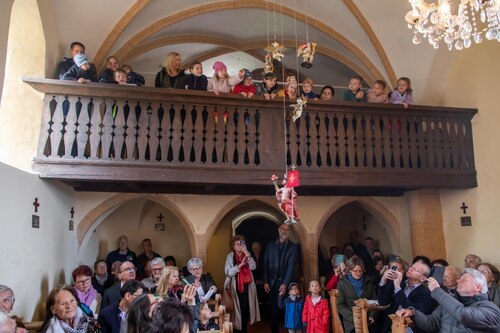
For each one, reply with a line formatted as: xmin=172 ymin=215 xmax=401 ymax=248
xmin=460 ymin=202 xmax=468 ymax=214
xmin=157 ymin=213 xmax=165 ymax=222
xmin=33 ymin=198 xmax=40 ymax=213
xmin=70 ymin=207 xmax=75 ymax=218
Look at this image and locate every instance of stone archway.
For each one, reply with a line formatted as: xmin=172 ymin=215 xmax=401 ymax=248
xmin=77 ymin=193 xmax=197 ymax=257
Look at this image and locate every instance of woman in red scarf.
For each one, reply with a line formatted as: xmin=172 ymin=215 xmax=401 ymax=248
xmin=224 ymin=235 xmax=261 ymax=333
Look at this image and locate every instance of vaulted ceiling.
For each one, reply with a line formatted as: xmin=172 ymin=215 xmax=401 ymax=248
xmin=47 ymin=0 xmax=458 ymax=102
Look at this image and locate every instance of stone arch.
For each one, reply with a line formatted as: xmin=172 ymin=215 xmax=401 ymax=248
xmin=204 ymin=196 xmax=308 ymax=248
xmin=77 ymin=193 xmax=197 ymax=257
xmin=103 ymin=1 xmax=388 ymax=83
xmin=314 ymin=197 xmax=402 ymax=255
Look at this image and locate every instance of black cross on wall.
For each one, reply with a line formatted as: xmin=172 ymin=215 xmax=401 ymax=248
xmin=70 ymin=207 xmax=75 ymax=218
xmin=460 ymin=202 xmax=468 ymax=214
xmin=33 ymin=198 xmax=40 ymax=213
xmin=157 ymin=213 xmax=165 ymax=222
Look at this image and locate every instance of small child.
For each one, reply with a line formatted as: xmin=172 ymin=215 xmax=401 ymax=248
xmin=277 ymin=76 xmax=298 ymax=100
xmin=278 ymin=282 xmax=304 ymax=333
xmin=113 ymin=69 xmax=129 ymax=85
xmin=367 ymin=79 xmax=388 ymax=103
xmin=342 ymin=75 xmax=365 ymax=102
xmin=62 ymin=53 xmax=98 ymax=83
xmin=183 ymin=61 xmax=208 ymax=91
xmin=197 ymin=302 xmax=219 ymax=331
xmin=388 ymin=77 xmax=413 ymax=108
xmin=302 ymin=280 xmax=330 ymax=333
xmin=233 ymin=69 xmax=257 ymax=98
xmin=300 ymin=78 xmax=316 ymax=100
xmin=207 ymin=61 xmax=244 ymax=95
xmin=256 ymin=72 xmax=279 ymax=100
xmin=122 ymin=64 xmax=145 ymax=86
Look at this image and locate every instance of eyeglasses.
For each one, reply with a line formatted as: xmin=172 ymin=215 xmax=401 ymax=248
xmin=120 ymin=267 xmax=136 ymax=273
xmin=152 ymin=268 xmax=164 ymax=273
xmin=76 ymin=278 xmax=91 ymax=286
xmin=191 ymin=267 xmax=203 ymax=271
xmin=409 ymin=265 xmax=425 ymax=275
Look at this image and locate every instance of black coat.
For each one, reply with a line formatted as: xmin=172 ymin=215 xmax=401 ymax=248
xmin=62 ymin=64 xmax=98 ymax=82
xmin=101 ymin=283 xmax=121 ymax=312
xmin=262 ymin=239 xmax=298 ymax=288
xmin=154 ymin=68 xmax=186 ymax=89
xmin=91 ymin=274 xmax=115 ymax=296
xmin=98 ymin=303 xmax=121 ymax=333
xmin=99 ymin=68 xmax=116 ymax=83
xmin=58 ymin=57 xmax=74 ymax=79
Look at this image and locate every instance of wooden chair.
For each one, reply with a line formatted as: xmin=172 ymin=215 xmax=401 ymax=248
xmin=353 ymin=298 xmax=389 ymax=333
xmin=199 ymin=313 xmax=233 ymax=333
xmin=328 ymin=289 xmax=344 ymax=333
xmin=22 ymin=321 xmax=43 ymax=332
xmin=389 ymin=314 xmax=413 ymax=333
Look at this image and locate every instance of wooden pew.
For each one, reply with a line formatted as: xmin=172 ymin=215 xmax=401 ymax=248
xmin=353 ymin=298 xmax=389 ymax=333
xmin=389 ymin=314 xmax=413 ymax=333
xmin=328 ymin=289 xmax=345 ymax=333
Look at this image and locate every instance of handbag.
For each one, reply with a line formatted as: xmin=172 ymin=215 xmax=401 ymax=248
xmin=221 ymin=278 xmax=234 ymax=313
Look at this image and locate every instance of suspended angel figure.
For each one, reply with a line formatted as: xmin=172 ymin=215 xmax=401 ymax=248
xmin=271 ymin=174 xmax=300 ymax=224
xmin=264 ymin=53 xmax=274 ymax=73
xmin=265 ymin=41 xmax=285 ymax=62
xmin=297 ymin=42 xmax=317 ymax=68
xmin=290 ymin=96 xmax=307 ymax=122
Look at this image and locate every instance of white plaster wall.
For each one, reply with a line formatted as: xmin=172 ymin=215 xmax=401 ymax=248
xmin=0 ymin=162 xmax=76 ymax=320
xmin=439 ymin=41 xmax=500 ymax=268
xmin=0 ymin=0 xmax=15 ymax=106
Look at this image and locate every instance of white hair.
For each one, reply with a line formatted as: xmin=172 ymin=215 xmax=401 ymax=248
xmin=187 ymin=258 xmax=203 ymax=272
xmin=151 ymin=257 xmax=166 ymax=267
xmin=0 ymin=285 xmax=14 ymax=304
xmin=464 ymin=268 xmax=488 ymax=294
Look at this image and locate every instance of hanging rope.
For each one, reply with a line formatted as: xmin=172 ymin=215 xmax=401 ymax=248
xmin=266 ymin=1 xmax=270 ymax=47
xmin=279 ymin=0 xmax=288 ymax=177
xmin=304 ymin=0 xmax=309 ymax=42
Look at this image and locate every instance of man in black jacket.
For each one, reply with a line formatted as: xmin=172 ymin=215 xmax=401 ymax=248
xmin=262 ymin=223 xmax=298 ymax=333
xmin=57 ymin=42 xmax=85 ymax=79
xmin=377 ymin=258 xmax=435 ymax=332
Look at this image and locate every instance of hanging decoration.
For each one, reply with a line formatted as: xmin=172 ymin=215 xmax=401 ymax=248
xmin=297 ymin=42 xmax=317 ymax=68
xmin=264 ymin=2 xmax=285 ymax=73
xmin=265 ymin=41 xmax=286 ymax=63
xmin=272 ymin=165 xmax=301 ymax=224
xmin=290 ymin=96 xmax=307 ymax=122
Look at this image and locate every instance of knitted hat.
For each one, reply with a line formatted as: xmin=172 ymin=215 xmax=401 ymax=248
xmin=74 ymin=53 xmax=89 ymax=67
xmin=242 ymin=69 xmax=252 ymax=79
xmin=288 ymin=282 xmax=299 ymax=290
xmin=213 ymin=61 xmax=227 ymax=73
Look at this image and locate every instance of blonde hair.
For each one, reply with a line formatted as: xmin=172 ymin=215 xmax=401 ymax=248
xmin=163 ymin=52 xmax=181 ymax=76
xmin=156 ymin=266 xmax=179 ymax=297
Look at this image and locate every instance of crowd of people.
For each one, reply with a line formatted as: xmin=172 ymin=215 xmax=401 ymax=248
xmin=57 ymin=41 xmax=414 ymax=107
xmin=1 ymin=227 xmax=499 ymax=333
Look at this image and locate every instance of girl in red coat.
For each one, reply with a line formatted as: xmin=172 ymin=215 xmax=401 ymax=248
xmin=302 ymin=280 xmax=330 ymax=333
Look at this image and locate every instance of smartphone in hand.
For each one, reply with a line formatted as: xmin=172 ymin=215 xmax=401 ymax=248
xmin=429 ymin=265 xmax=445 ymax=285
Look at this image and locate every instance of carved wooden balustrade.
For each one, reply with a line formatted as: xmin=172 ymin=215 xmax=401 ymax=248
xmin=24 ymin=78 xmax=477 ymax=194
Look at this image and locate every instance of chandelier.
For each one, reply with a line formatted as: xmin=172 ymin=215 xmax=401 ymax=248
xmin=405 ymin=0 xmax=500 ymax=50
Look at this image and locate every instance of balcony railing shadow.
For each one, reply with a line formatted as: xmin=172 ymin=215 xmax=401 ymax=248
xmin=23 ymin=78 xmax=477 ymax=195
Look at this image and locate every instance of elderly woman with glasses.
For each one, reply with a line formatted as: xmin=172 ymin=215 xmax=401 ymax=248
xmin=185 ymin=258 xmax=217 ymax=302
xmin=336 ymin=256 xmax=376 ymax=333
xmin=72 ymin=265 xmax=101 ymax=317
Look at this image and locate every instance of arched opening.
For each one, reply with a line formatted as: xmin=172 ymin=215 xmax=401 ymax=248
xmin=317 ymin=201 xmax=396 ymax=280
xmin=78 ymin=197 xmax=194 ymax=275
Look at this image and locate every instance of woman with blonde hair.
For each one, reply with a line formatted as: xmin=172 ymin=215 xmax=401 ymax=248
xmin=155 ymin=52 xmax=186 ymax=89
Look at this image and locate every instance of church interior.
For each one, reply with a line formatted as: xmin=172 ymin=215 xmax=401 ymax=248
xmin=0 ymin=0 xmax=499 ymax=327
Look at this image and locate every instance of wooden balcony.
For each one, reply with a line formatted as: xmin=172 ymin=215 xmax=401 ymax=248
xmin=24 ymin=78 xmax=477 ymax=196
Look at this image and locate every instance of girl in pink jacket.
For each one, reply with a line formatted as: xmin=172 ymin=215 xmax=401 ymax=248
xmin=207 ymin=61 xmax=244 ymax=95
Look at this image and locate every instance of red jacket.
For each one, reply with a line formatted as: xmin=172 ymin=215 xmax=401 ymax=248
xmin=302 ymin=294 xmax=330 ymax=333
xmin=233 ymin=83 xmax=257 ymax=95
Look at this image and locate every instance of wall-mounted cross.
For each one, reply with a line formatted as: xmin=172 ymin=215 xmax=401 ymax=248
xmin=70 ymin=207 xmax=75 ymax=219
xmin=157 ymin=213 xmax=165 ymax=222
xmin=33 ymin=198 xmax=40 ymax=213
xmin=460 ymin=202 xmax=468 ymax=214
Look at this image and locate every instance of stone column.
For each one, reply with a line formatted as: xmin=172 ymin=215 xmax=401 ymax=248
xmin=407 ymin=189 xmax=447 ymax=260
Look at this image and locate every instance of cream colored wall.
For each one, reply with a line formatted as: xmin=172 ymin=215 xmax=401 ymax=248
xmin=0 ymin=0 xmax=45 ymax=170
xmin=439 ymin=41 xmax=500 ymax=268
xmin=0 ymin=162 xmax=76 ymax=320
xmin=0 ymin=0 xmax=15 ymax=105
